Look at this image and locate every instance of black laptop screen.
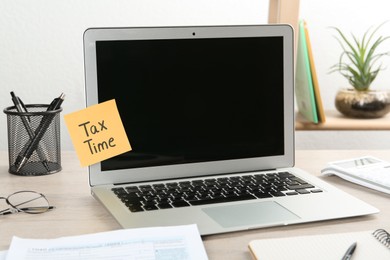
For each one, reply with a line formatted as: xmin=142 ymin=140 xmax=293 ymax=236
xmin=96 ymin=36 xmax=285 ymax=171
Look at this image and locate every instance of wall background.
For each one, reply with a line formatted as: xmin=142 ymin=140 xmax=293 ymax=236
xmin=297 ymin=0 xmax=390 ymax=149
xmin=1 ymin=0 xmax=389 ymax=151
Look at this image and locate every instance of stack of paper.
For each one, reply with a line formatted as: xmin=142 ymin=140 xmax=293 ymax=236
xmin=295 ymin=19 xmax=325 ymax=124
xmin=2 ymin=224 xmax=208 ymax=260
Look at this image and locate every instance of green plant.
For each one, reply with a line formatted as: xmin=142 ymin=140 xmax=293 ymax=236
xmin=330 ymin=22 xmax=390 ymax=91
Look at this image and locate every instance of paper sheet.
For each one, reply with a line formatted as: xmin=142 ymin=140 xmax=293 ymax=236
xmin=5 ymin=224 xmax=208 ymax=260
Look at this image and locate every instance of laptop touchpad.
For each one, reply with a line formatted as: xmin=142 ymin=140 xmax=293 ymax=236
xmin=202 ymin=201 xmax=300 ymax=228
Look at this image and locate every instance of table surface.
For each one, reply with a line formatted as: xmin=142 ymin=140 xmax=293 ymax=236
xmin=1 ymin=150 xmax=390 ymax=259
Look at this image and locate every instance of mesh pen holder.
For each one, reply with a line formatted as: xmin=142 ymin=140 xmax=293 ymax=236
xmin=4 ymin=104 xmax=62 ymax=176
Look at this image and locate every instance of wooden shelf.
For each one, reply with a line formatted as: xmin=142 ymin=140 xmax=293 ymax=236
xmin=295 ymin=110 xmax=390 ymax=130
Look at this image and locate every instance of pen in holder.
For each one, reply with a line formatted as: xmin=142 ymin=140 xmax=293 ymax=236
xmin=4 ymin=103 xmax=63 ymax=176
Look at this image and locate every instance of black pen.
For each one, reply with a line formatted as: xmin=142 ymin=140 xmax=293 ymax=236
xmin=15 ymin=93 xmax=65 ymax=172
xmin=47 ymin=93 xmax=65 ymax=111
xmin=341 ymin=242 xmax=357 ymax=260
xmin=10 ymin=92 xmax=51 ymax=172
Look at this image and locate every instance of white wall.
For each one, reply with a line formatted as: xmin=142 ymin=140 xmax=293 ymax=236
xmin=0 ymin=0 xmax=268 ymax=151
xmin=1 ymin=0 xmax=390 ymax=151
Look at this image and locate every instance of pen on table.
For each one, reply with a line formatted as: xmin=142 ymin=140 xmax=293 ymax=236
xmin=15 ymin=93 xmax=65 ymax=172
xmin=341 ymin=241 xmax=357 ymax=260
xmin=10 ymin=91 xmax=51 ymax=172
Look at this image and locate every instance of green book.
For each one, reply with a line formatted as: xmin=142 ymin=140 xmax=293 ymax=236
xmin=295 ymin=19 xmax=318 ymax=123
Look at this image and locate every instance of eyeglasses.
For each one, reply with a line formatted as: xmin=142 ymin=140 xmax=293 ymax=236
xmin=0 ymin=190 xmax=55 ymax=215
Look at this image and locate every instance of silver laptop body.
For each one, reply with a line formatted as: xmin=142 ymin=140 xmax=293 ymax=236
xmin=83 ymin=24 xmax=378 ymax=236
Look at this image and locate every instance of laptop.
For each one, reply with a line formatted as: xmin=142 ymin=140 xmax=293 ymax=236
xmin=83 ymin=24 xmax=378 ymax=236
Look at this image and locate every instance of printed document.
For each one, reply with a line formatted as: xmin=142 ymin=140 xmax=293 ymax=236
xmin=5 ymin=224 xmax=207 ymax=260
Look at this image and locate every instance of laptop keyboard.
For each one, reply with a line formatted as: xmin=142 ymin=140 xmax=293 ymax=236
xmin=112 ymin=171 xmax=323 ymax=212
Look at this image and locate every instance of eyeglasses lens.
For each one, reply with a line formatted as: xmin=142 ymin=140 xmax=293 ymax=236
xmin=7 ymin=191 xmax=50 ymax=214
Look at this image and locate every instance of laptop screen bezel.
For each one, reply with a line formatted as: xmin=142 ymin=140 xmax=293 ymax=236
xmin=83 ymin=24 xmax=295 ymax=187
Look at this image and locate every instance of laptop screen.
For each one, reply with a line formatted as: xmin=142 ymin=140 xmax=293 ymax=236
xmin=96 ymin=36 xmax=284 ymax=171
xmin=84 ymin=25 xmax=294 ymax=185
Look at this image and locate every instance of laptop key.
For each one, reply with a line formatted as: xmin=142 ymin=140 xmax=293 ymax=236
xmin=270 ymin=191 xmax=285 ymax=197
xmin=143 ymin=204 xmax=158 ymax=211
xmin=253 ymin=192 xmax=273 ymax=198
xmin=287 ymin=184 xmax=314 ymax=190
xmin=128 ymin=205 xmax=144 ymax=212
xmin=171 ymin=201 xmax=190 ymax=207
xmin=189 ymin=194 xmax=256 ymax=206
xmin=296 ymin=189 xmax=310 ymax=194
xmin=157 ymin=203 xmax=173 ymax=209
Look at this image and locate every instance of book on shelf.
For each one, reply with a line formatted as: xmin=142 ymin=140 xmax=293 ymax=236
xmin=249 ymin=228 xmax=390 ymax=260
xmin=295 ymin=19 xmax=325 ymax=123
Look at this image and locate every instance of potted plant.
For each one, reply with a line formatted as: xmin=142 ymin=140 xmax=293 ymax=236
xmin=330 ymin=22 xmax=390 ymax=118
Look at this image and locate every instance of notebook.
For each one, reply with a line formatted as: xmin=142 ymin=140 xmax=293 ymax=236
xmin=303 ymin=19 xmax=326 ymax=123
xmin=249 ymin=229 xmax=390 ymax=260
xmin=295 ymin=20 xmax=318 ymax=123
xmin=83 ymin=24 xmax=378 ymax=236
